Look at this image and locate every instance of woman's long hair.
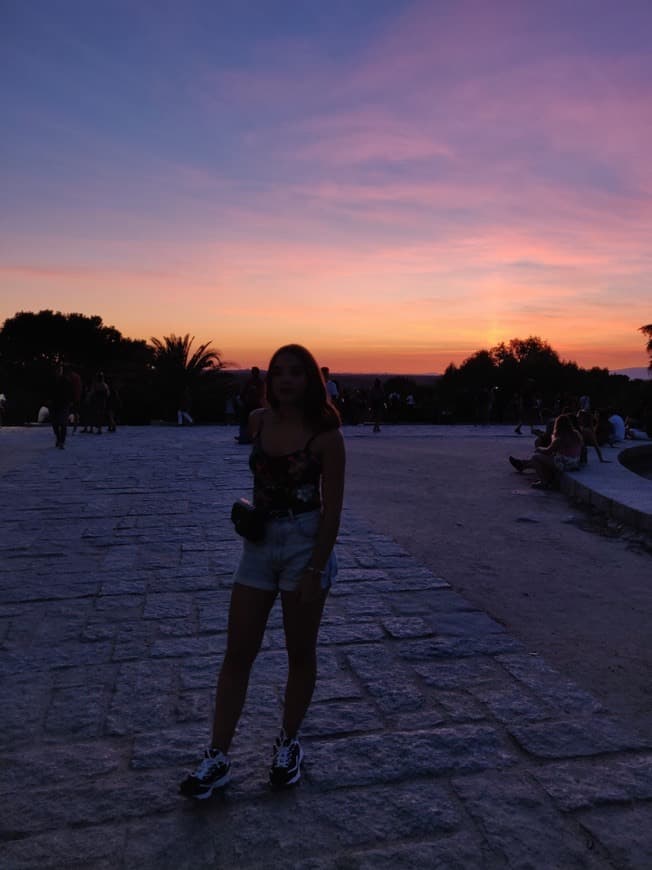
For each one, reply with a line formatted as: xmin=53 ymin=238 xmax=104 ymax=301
xmin=265 ymin=344 xmax=341 ymax=431
xmin=554 ymin=413 xmax=580 ymax=440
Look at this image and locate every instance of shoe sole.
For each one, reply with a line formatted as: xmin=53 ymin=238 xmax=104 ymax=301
xmin=181 ymin=771 xmax=231 ymax=800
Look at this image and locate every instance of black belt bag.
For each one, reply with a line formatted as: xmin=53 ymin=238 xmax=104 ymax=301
xmin=231 ymin=499 xmax=267 ymax=542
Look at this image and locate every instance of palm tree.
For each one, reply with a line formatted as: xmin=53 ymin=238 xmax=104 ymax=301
xmin=150 ymin=333 xmax=224 ymax=376
xmin=149 ymin=334 xmax=227 ymax=420
xmin=640 ymin=324 xmax=652 ymax=370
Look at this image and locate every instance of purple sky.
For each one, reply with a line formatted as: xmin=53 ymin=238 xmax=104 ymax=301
xmin=2 ymin=0 xmax=651 ymax=372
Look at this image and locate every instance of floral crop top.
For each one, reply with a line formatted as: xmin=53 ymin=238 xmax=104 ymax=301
xmin=249 ymin=430 xmax=322 ymax=513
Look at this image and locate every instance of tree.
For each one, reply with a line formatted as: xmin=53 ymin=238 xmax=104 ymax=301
xmin=640 ymin=324 xmax=652 ymax=370
xmin=0 ymin=310 xmax=141 ymax=369
xmin=150 ymin=334 xmax=224 ymax=378
xmin=149 ymin=334 xmax=227 ymax=421
xmin=0 ymin=310 xmax=153 ymax=423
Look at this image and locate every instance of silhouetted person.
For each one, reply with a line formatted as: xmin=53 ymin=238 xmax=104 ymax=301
xmin=90 ymin=372 xmax=110 ymax=433
xmin=68 ymin=366 xmax=82 ymax=432
xmin=177 ymin=387 xmax=194 ymax=425
xmin=50 ymin=364 xmax=75 ymax=449
xmin=370 ymin=378 xmax=384 ymax=433
xmin=321 ymin=367 xmax=339 ymax=404
xmin=107 ymin=380 xmax=121 ymax=431
xmin=180 ymin=344 xmax=344 ymax=798
xmin=237 ymin=366 xmax=264 ymax=444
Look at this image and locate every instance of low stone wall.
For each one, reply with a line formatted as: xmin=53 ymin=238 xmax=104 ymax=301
xmin=560 ymin=444 xmax=652 ymax=533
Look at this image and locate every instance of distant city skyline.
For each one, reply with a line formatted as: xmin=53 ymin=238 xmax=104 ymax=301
xmin=2 ymin=1 xmax=651 ymax=374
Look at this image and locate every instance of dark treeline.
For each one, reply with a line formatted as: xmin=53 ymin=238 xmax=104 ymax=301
xmin=1 ymin=311 xmax=650 ymax=431
xmin=435 ymin=336 xmax=652 ymax=428
xmin=0 ymin=310 xmax=234 ymax=425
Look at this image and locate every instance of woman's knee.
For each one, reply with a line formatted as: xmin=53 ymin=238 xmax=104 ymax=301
xmin=223 ymin=644 xmax=259 ymax=672
xmin=286 ymin=647 xmax=317 ymax=672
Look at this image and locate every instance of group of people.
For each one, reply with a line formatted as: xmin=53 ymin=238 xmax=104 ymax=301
xmin=507 ymin=404 xmax=635 ymax=489
xmin=231 ymin=368 xmax=421 ymax=435
xmin=46 ymin=366 xmax=117 ymax=448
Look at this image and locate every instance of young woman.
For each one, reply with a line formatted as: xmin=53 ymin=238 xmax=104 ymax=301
xmin=180 ymin=344 xmax=345 ymax=798
xmin=509 ymin=413 xmax=583 ymax=489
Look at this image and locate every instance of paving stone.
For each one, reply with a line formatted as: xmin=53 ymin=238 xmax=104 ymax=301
xmin=143 ymin=592 xmax=194 ymax=619
xmin=389 ymin=708 xmax=447 ymax=731
xmin=382 ymin=616 xmax=434 ymax=638
xmin=2 ymin=639 xmax=114 ymax=673
xmin=0 ymin=822 xmax=127 ymax=870
xmin=150 ymin=635 xmax=225 ymax=659
xmin=308 ymin=725 xmax=517 ymax=789
xmin=130 ymin=725 xmax=213 ymax=769
xmin=317 ymin=621 xmax=385 ymax=644
xmin=125 ymin=812 xmax=217 ymax=870
xmin=301 ymin=699 xmax=381 ymax=736
xmin=533 ymin=754 xmax=652 ymax=810
xmin=0 ymin=741 xmax=123 ymax=794
xmin=435 ymin=690 xmax=489 ymax=722
xmin=311 ymin=675 xmax=364 ymax=703
xmin=0 ymin=580 xmax=100 ymax=603
xmin=340 ymin=595 xmax=395 ymax=618
xmin=157 ymin=616 xmax=198 ymax=637
xmin=471 ymin=681 xmax=553 ymax=725
xmin=578 ymin=803 xmax=652 ymax=870
xmin=93 ymin=593 xmax=144 ymax=619
xmin=1 ymin=770 xmax=178 ymax=837
xmin=179 ymin=657 xmax=220 ymax=690
xmin=198 ymin=605 xmax=229 ymax=633
xmin=98 ymin=577 xmax=147 ymax=596
xmin=497 ymin=653 xmax=606 ymax=716
xmin=399 ymin=633 xmax=523 ymax=660
xmin=345 ymin=647 xmax=427 ymax=713
xmin=105 ymin=661 xmax=180 ymax=735
xmin=336 ymin=568 xmax=392 ymax=582
xmin=508 ymin=717 xmax=652 ymax=759
xmin=45 ymin=684 xmax=107 ymax=737
xmin=81 ymin=622 xmax=116 ymax=642
xmin=292 ymin=835 xmax=497 ymax=870
xmin=412 ymin=657 xmax=505 ymax=689
xmin=453 ymin=772 xmax=612 ymax=870
xmin=209 ymin=780 xmax=462 ymax=867
xmin=0 ymin=677 xmax=51 ymax=743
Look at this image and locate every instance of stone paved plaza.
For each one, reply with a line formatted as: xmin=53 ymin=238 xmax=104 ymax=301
xmin=1 ymin=426 xmax=652 ymax=869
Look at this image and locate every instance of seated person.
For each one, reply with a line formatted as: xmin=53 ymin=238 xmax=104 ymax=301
xmin=595 ymin=409 xmax=614 ymax=446
xmin=508 ymin=414 xmax=583 ymax=489
xmin=577 ymin=411 xmax=610 ymax=463
xmin=608 ymin=410 xmax=626 ymax=443
xmin=625 ymin=416 xmax=649 ymax=440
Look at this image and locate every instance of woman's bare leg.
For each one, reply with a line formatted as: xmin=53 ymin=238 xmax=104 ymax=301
xmin=279 ymin=589 xmax=328 ymax=738
xmin=530 ymin=454 xmax=555 ymax=484
xmin=211 ymin=584 xmax=277 ymax=752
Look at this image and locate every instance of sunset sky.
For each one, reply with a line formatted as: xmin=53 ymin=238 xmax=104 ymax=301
xmin=2 ymin=0 xmax=651 ymax=373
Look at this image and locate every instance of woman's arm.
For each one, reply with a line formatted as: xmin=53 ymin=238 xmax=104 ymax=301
xmin=299 ymin=428 xmax=345 ymax=601
xmin=310 ymin=428 xmax=346 ymax=571
xmin=247 ymin=407 xmax=265 ymax=440
xmin=535 ymin=438 xmax=556 ymax=456
xmin=584 ymin=427 xmax=607 ymax=462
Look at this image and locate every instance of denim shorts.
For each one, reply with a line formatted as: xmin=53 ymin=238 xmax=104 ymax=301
xmin=232 ymin=509 xmax=337 ymax=593
xmin=554 ymin=454 xmax=581 ymax=472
